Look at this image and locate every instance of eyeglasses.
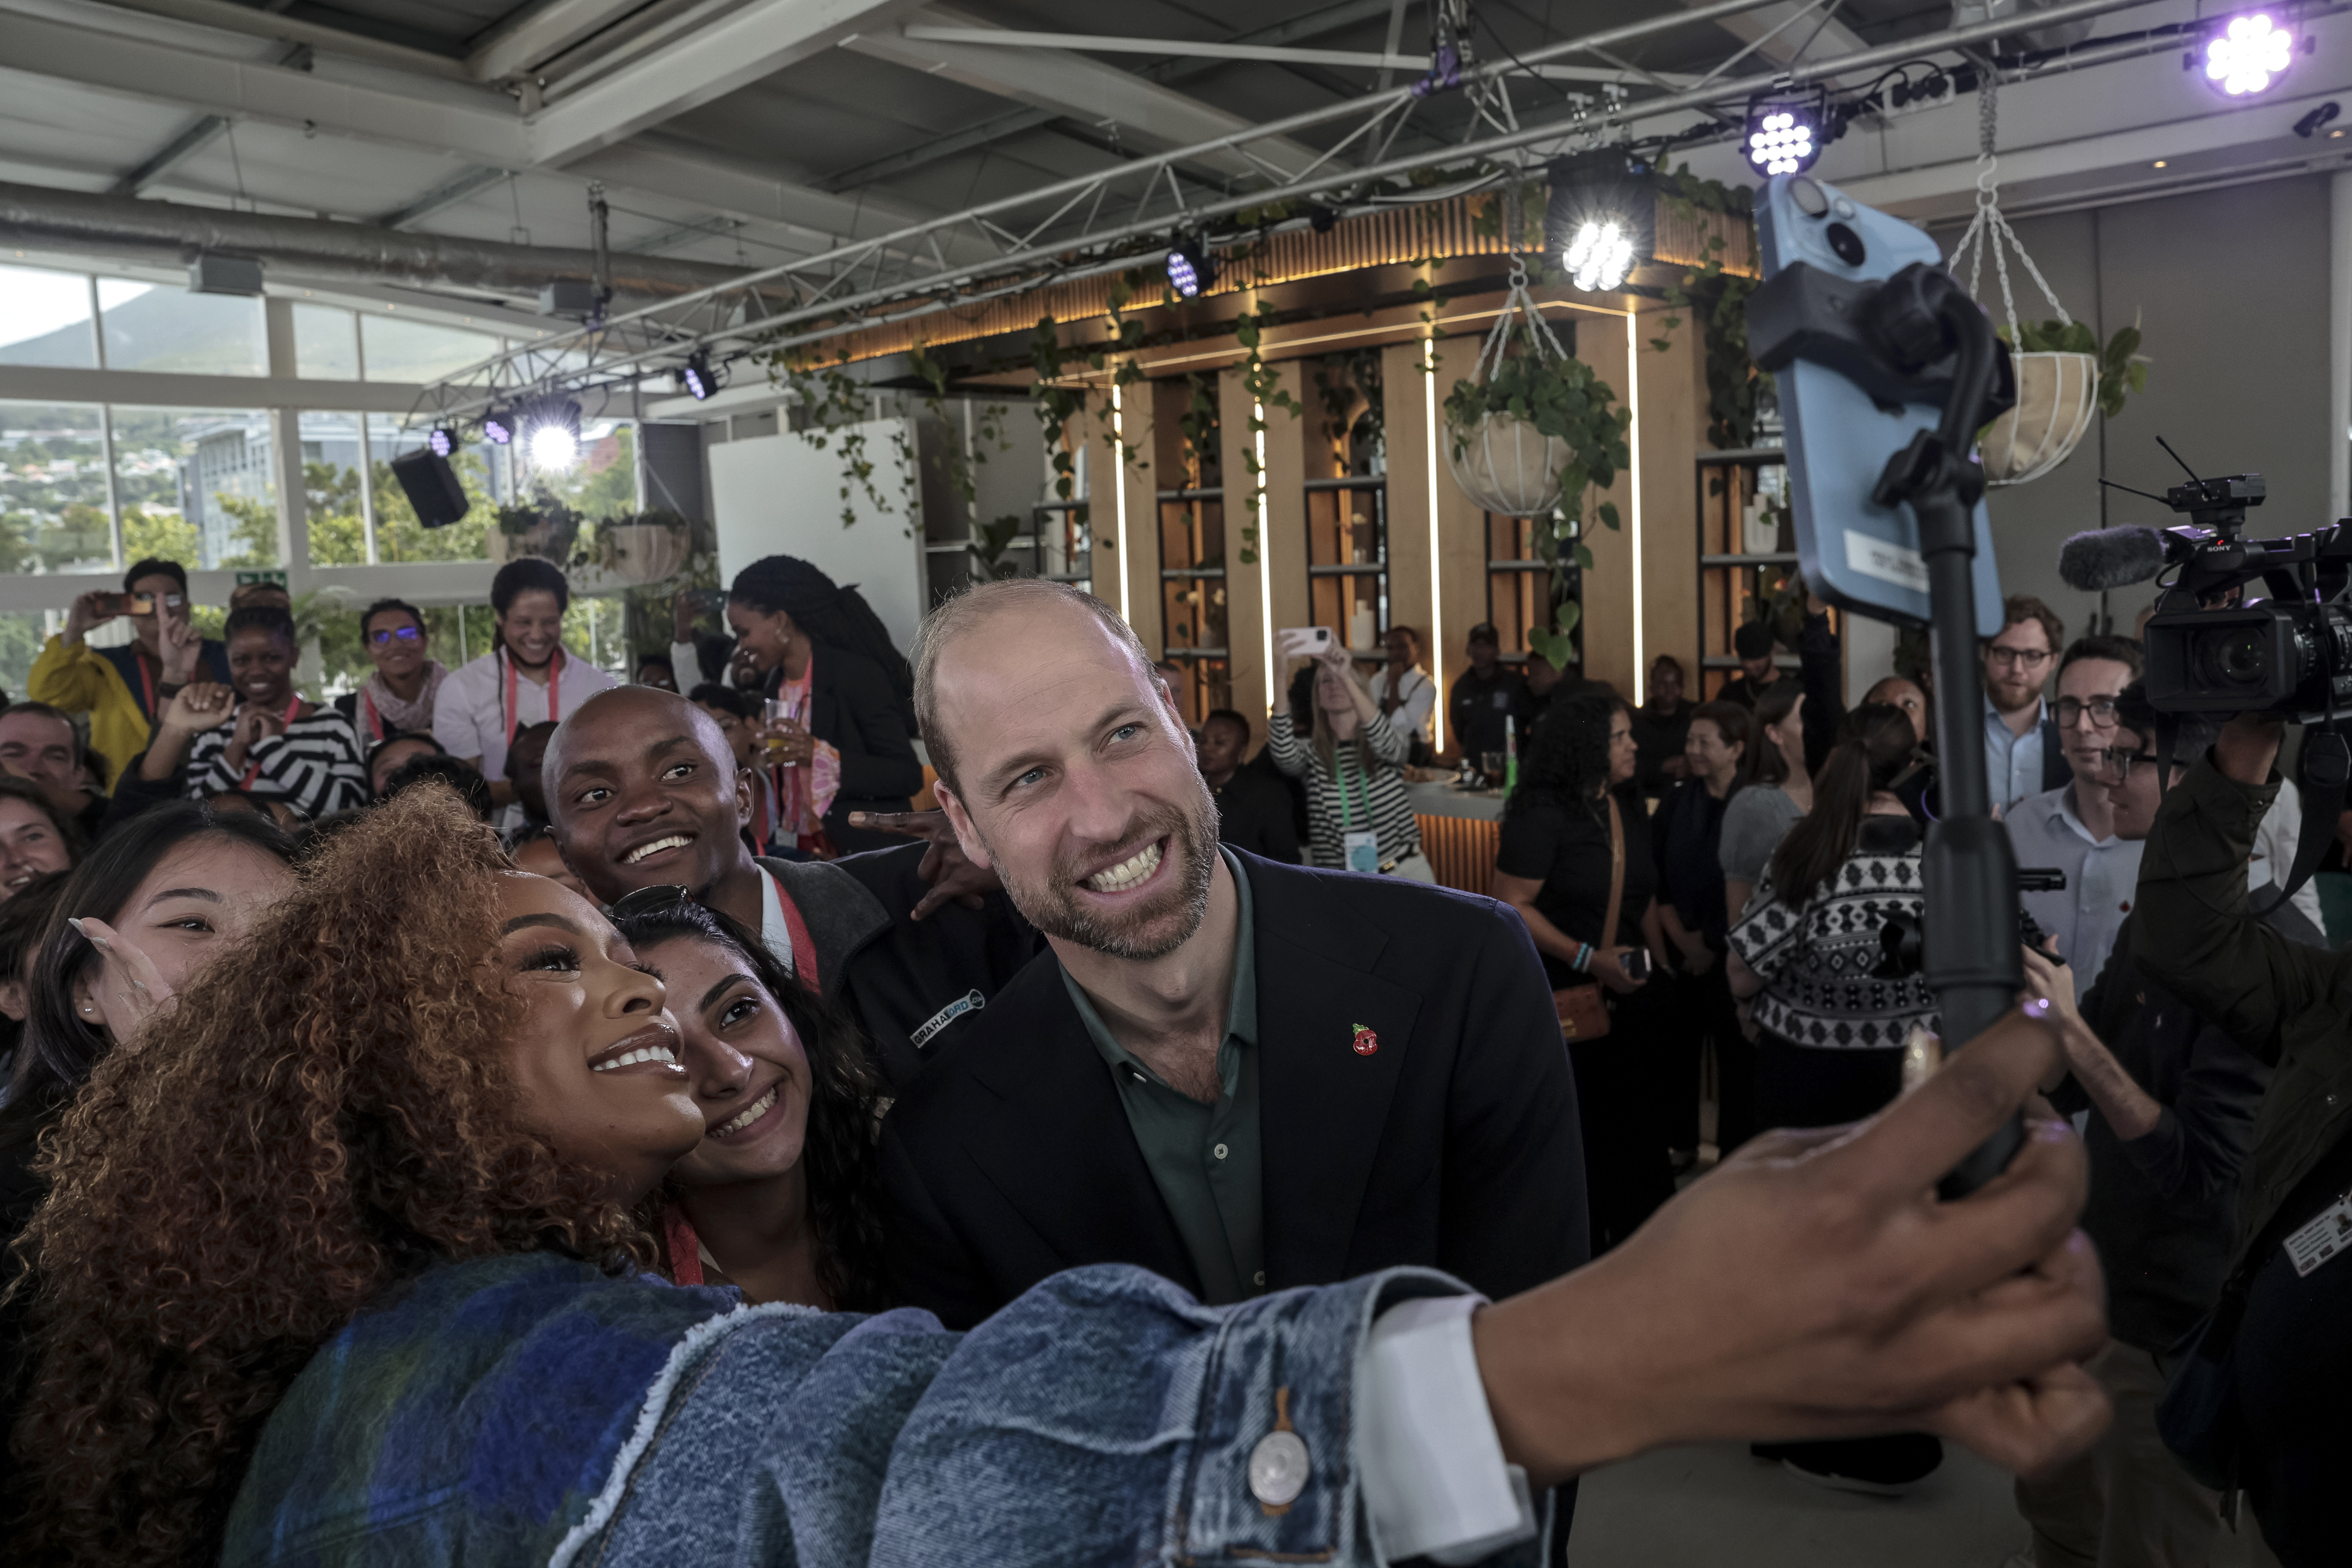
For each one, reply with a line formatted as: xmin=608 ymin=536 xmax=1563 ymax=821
xmin=1985 ymin=645 xmax=2054 ymax=669
xmin=2096 ymin=748 xmax=2151 ymax=779
xmin=2054 ymin=696 xmax=2122 ymax=727
xmin=608 ymin=884 xmax=695 ymax=920
xmin=368 ymin=625 xmax=423 ymax=645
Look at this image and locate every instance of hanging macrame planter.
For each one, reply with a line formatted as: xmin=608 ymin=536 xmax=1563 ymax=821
xmin=1948 ymin=79 xmax=2098 ymax=486
xmin=1444 ymin=257 xmax=1578 ymax=518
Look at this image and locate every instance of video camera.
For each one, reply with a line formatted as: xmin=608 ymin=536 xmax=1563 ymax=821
xmin=2060 ymin=450 xmax=2352 ymax=722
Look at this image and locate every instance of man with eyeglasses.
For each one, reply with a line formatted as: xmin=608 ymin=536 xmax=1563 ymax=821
xmin=2010 ymin=683 xmax=2319 ymax=1568
xmin=2001 ymin=635 xmax=2147 ymax=1000
xmin=1982 ymin=595 xmax=2072 ymax=811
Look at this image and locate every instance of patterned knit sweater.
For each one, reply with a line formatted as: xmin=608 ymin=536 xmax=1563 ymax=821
xmin=1727 ymin=815 xmax=1940 ymax=1050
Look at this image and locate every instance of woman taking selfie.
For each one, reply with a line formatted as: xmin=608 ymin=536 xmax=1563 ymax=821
xmin=140 ymin=607 xmax=368 ymax=819
xmin=333 ymin=597 xmax=448 ymax=743
xmin=609 ymin=894 xmax=889 ymax=1310
xmin=434 ymin=559 xmax=617 ymax=822
xmin=1493 ymin=694 xmax=1672 ymax=1252
xmin=1266 ymin=644 xmax=1428 ymax=878
xmin=725 ymin=554 xmax=920 ymax=855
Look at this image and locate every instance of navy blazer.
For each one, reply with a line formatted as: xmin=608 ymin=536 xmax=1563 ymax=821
xmin=878 ymin=850 xmax=1590 ymax=1330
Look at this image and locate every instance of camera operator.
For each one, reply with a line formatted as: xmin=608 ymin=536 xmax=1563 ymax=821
xmin=2011 ymin=684 xmax=2312 ymax=1568
xmin=2131 ymin=706 xmax=2352 ymax=1567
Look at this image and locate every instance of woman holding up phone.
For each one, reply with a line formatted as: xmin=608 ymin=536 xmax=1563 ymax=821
xmin=1493 ymin=695 xmax=1674 ymax=1253
xmin=1264 ymin=644 xmax=1429 ymax=879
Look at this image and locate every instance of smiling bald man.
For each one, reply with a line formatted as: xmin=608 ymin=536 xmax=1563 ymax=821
xmin=878 ymin=579 xmax=1588 ymax=1333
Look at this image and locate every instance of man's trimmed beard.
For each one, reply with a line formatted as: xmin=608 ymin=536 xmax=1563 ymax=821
xmin=985 ymin=776 xmax=1222 ymax=961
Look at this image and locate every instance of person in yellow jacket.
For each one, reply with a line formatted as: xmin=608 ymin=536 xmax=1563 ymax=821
xmin=29 ymin=558 xmax=229 ymax=789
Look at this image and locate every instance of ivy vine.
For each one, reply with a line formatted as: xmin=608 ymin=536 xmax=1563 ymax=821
xmin=1646 ymin=163 xmax=1768 ymax=452
xmin=1234 ymin=301 xmax=1305 ymax=567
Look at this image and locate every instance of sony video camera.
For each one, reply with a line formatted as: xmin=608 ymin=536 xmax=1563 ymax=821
xmin=2130 ymin=471 xmax=2352 ymax=721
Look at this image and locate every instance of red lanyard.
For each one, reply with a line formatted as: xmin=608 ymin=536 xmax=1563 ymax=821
xmin=135 ymin=652 xmax=156 ymax=718
xmin=662 ymin=1203 xmax=705 ymax=1288
xmin=362 ymin=688 xmax=382 ymax=742
xmin=239 ymin=693 xmax=304 ymax=788
xmin=503 ymin=649 xmax=561 ymax=748
xmin=768 ymin=867 xmax=820 ymax=991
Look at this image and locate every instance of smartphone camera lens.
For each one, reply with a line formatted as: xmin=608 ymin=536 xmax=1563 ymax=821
xmin=1789 ymin=176 xmax=1829 ymax=217
xmin=1824 ymin=221 xmax=1867 ymax=266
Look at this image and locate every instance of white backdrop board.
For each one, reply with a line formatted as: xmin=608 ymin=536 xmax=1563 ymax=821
xmin=708 ymin=420 xmax=927 ymax=657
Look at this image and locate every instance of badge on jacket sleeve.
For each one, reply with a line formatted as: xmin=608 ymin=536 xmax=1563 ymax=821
xmin=1351 ymin=1023 xmax=1378 ymax=1056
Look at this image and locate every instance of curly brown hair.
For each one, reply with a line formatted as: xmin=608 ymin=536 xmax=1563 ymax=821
xmin=6 ymin=786 xmax=654 ymax=1568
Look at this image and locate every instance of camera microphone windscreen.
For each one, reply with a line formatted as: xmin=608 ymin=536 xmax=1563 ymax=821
xmin=2057 ymin=526 xmax=2166 ymax=593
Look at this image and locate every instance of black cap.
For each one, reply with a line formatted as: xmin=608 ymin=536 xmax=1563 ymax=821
xmin=1733 ymin=621 xmax=1777 ymax=661
xmin=1466 ymin=622 xmax=1501 ymax=648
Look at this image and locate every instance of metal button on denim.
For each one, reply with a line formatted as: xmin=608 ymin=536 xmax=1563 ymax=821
xmin=1249 ymin=1430 xmax=1310 ymax=1508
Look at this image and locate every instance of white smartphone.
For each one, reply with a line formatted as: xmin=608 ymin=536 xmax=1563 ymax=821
xmin=1275 ymin=626 xmax=1333 ymax=660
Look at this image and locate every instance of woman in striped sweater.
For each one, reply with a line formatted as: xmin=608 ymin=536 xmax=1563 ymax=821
xmin=140 ymin=607 xmax=368 ymax=822
xmin=1264 ymin=645 xmax=1430 ymax=879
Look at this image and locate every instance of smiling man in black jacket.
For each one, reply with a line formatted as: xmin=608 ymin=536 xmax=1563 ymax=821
xmin=884 ymin=580 xmax=1587 ymax=1334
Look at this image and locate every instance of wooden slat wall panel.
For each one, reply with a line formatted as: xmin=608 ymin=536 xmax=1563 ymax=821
xmin=1417 ymin=813 xmax=1500 ymax=895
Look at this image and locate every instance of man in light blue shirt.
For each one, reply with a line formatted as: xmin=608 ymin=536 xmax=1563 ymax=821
xmin=1983 ymin=595 xmax=2068 ymax=810
xmin=2002 ymin=635 xmax=2145 ymax=998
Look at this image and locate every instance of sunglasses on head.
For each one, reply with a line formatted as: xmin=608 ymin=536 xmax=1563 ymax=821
xmin=608 ymin=884 xmax=696 ymax=920
xmin=368 ymin=625 xmax=423 ymax=646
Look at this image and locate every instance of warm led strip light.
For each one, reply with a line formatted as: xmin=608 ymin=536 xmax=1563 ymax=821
xmin=1110 ymin=379 xmax=1131 ymax=621
xmin=1256 ymin=400 xmax=1274 ymax=713
xmin=1625 ymin=311 xmax=1645 ymax=706
xmin=1423 ymin=336 xmax=1446 ymax=754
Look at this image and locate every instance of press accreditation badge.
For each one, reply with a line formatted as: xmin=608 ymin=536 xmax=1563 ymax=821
xmin=1343 ymin=829 xmax=1380 ymax=875
xmin=2282 ymin=1194 xmax=2352 ymax=1278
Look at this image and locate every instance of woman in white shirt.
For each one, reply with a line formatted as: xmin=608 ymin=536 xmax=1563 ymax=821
xmin=432 ymin=558 xmax=615 ymax=815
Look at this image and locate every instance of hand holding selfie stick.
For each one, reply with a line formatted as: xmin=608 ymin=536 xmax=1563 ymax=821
xmin=1750 ymin=260 xmax=2024 ymax=1197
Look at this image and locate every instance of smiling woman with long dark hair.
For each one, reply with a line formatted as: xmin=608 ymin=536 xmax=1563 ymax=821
xmin=610 ymin=895 xmax=889 ymax=1310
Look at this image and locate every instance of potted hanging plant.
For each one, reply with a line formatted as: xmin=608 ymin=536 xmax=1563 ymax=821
xmin=570 ymin=508 xmax=695 ymax=591
xmin=489 ymin=494 xmax=582 ymax=565
xmin=1441 ymin=256 xmax=1631 ymax=670
xmin=1952 ymin=80 xmax=2151 ymax=485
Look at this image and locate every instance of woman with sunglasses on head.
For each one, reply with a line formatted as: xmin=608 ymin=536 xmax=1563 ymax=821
xmin=610 ymin=892 xmax=889 ymax=1309
xmin=333 ymin=597 xmax=448 ymax=744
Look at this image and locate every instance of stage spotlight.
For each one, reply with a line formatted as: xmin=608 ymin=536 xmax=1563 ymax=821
xmin=426 ymin=425 xmax=458 ymax=459
xmin=2204 ymin=12 xmax=2296 ymax=95
xmin=482 ymin=407 xmax=514 ymax=446
xmin=1166 ymin=236 xmax=1216 ymax=299
xmin=1545 ymin=151 xmax=1655 ymax=295
xmin=680 ymin=350 xmax=721 ymax=401
xmin=521 ymin=398 xmax=583 ymax=472
xmin=1746 ymin=97 xmax=1822 ymax=176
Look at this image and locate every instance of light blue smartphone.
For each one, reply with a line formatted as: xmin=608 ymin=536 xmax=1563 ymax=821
xmin=1755 ymin=173 xmax=2007 ymax=634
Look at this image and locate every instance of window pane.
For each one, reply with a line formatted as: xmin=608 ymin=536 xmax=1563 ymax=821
xmin=0 ymin=267 xmax=96 ymax=369
xmin=295 ymin=305 xmax=359 ymax=380
xmin=98 ymin=279 xmax=266 ymax=376
xmin=367 ymin=416 xmax=492 ymax=564
xmin=527 ymin=419 xmax=637 ymax=518
xmin=0 ymin=401 xmax=113 ymax=572
xmin=0 ymin=611 xmax=61 ymax=706
xmin=300 ymin=411 xmax=368 ymax=565
xmin=112 ymin=408 xmax=276 ymax=569
xmin=359 ymin=315 xmax=499 ymax=382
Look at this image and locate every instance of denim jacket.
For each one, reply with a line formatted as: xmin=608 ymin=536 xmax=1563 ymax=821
xmin=223 ymin=1251 xmax=1538 ymax=1567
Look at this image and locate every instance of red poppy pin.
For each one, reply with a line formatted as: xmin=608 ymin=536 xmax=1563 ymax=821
xmin=1351 ymin=1023 xmax=1378 ymax=1056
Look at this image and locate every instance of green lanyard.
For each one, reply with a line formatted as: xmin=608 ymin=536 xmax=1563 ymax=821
xmin=1334 ymin=747 xmax=1373 ymax=832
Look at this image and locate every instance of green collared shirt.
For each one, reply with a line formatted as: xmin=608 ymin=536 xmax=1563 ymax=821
xmin=1061 ymin=847 xmax=1263 ymax=1305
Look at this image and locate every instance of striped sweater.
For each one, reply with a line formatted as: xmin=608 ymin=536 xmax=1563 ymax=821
xmin=1264 ymin=709 xmax=1421 ymax=870
xmin=187 ymin=705 xmax=369 ymax=819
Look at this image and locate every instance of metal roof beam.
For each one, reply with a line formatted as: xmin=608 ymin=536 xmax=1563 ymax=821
xmin=465 ymin=0 xmax=663 ymax=82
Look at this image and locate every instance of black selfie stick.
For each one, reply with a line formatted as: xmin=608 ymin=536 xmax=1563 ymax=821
xmin=1749 ymin=260 xmax=2024 ymax=1198
xmin=1864 ymin=267 xmax=2025 ymax=1197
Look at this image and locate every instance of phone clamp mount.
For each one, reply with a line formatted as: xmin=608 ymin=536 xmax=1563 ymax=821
xmin=1749 ymin=260 xmax=2026 ymax=1198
